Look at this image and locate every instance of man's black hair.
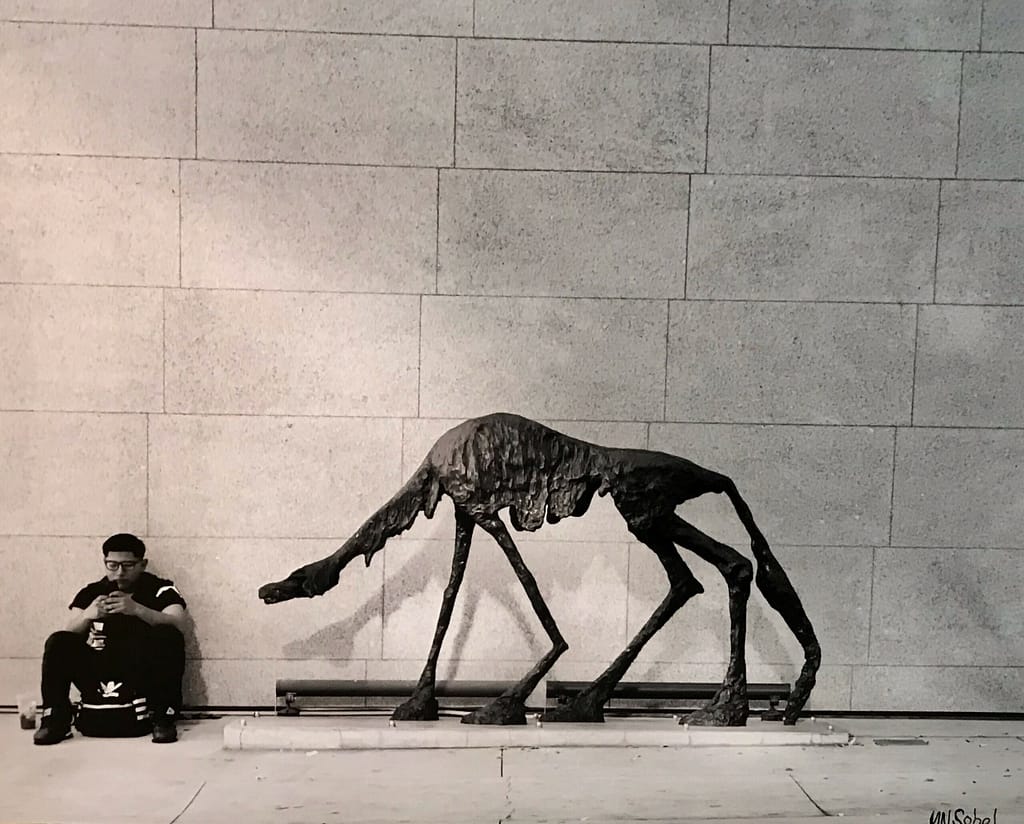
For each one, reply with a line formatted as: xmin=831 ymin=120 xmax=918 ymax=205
xmin=102 ymin=533 xmax=146 ymax=558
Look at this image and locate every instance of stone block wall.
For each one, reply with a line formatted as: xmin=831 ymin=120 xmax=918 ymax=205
xmin=1 ymin=1 xmax=1022 ymax=713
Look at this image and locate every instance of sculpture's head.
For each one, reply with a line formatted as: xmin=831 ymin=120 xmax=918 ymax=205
xmin=258 ymin=568 xmax=311 ymax=604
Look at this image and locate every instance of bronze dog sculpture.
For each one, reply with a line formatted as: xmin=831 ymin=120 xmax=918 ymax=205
xmin=259 ymin=412 xmax=820 ymax=726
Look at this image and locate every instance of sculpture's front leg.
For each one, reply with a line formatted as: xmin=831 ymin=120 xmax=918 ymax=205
xmin=391 ymin=510 xmax=475 ymax=722
xmin=391 ymin=689 xmax=440 ymax=722
xmin=459 ymin=515 xmax=567 ymax=726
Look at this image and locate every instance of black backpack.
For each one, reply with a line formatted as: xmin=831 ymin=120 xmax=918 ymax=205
xmin=74 ymin=675 xmax=152 ymax=738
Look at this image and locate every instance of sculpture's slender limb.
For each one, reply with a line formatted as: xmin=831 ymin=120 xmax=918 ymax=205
xmin=667 ymin=514 xmax=752 ymax=726
xmin=749 ymin=542 xmax=820 ymax=725
xmin=542 ymin=528 xmax=704 ymax=723
xmin=719 ymin=480 xmax=820 ymax=725
xmin=391 ymin=509 xmax=475 ymax=721
xmin=460 ymin=514 xmax=568 ymax=725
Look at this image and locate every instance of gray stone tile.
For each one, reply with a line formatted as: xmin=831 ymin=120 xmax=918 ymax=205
xmin=420 ymin=296 xmax=668 ymax=421
xmin=853 ymin=665 xmax=1024 ymax=712
xmin=792 ymin=741 xmax=1024 ymax=816
xmin=474 ymin=0 xmax=728 ymax=42
xmin=184 ymin=658 xmax=367 ymax=706
xmin=0 ymin=285 xmax=163 ymax=412
xmin=0 ymin=658 xmax=39 ymax=705
xmin=0 ymin=22 xmax=194 ymax=156
xmin=891 ymin=428 xmax=1024 ymax=548
xmin=959 ymin=54 xmax=1024 ymax=179
xmin=627 ymin=544 xmax=872 ymax=668
xmin=367 ymin=658 xmax=518 ymax=682
xmin=164 ymin=290 xmax=419 ymax=416
xmin=982 ymin=0 xmax=1024 ymax=51
xmin=182 ymin=162 xmax=436 ymax=293
xmin=0 ymin=536 xmax=111 ymax=657
xmin=382 ymin=538 xmax=629 ymax=665
xmin=457 ymin=40 xmax=708 ymax=172
xmin=708 ymin=47 xmax=960 ymax=176
xmin=160 ymin=538 xmax=384 ymax=661
xmin=667 ymin=301 xmax=916 ymax=425
xmin=871 ymin=548 xmax=1024 ymax=666
xmin=182 ymin=747 xmax=506 ymax=824
xmin=503 ymin=750 xmax=818 ymax=821
xmin=148 ymin=415 xmax=404 ymax=537
xmin=197 ymin=30 xmax=454 ymax=165
xmin=649 ymin=423 xmax=895 ymax=547
xmin=913 ymin=306 xmax=1024 ymax=427
xmin=688 ymin=176 xmax=938 ymax=303
xmin=0 ymin=412 xmax=147 ymax=535
xmin=0 ymin=718 xmax=216 ymax=824
xmin=0 ymin=156 xmax=179 ymax=287
xmin=0 ymin=0 xmax=212 ymax=25
xmin=215 ymin=0 xmax=471 ymax=35
xmin=438 ymin=169 xmax=689 ymax=298
xmin=729 ymin=0 xmax=981 ymax=49
xmin=937 ymin=181 xmax=1024 ymax=304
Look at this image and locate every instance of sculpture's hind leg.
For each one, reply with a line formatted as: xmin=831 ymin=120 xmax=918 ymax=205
xmin=749 ymin=536 xmax=820 ymax=725
xmin=542 ymin=527 xmax=704 ymax=723
xmin=667 ymin=515 xmax=752 ymax=726
xmin=720 ymin=479 xmax=823 ymax=724
xmin=392 ymin=509 xmax=475 ymax=721
xmin=461 ymin=514 xmax=568 ymax=726
xmin=720 ymin=479 xmax=820 ymax=725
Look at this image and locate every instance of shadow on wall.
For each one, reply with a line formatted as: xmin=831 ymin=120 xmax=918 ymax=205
xmin=163 ymin=495 xmax=811 ymax=702
xmin=271 ymin=503 xmax=804 ymax=679
xmin=146 ymin=561 xmax=209 ymax=707
xmin=281 ymin=512 xmax=545 ymax=663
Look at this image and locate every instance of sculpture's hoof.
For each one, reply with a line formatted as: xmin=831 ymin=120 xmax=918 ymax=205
xmin=391 ymin=693 xmax=439 ymax=722
xmin=540 ymin=696 xmax=605 ymax=723
xmin=460 ymin=695 xmax=527 ymax=726
xmin=681 ymin=702 xmax=749 ymax=727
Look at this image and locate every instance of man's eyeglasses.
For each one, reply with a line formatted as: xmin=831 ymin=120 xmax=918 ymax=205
xmin=104 ymin=560 xmax=140 ymax=572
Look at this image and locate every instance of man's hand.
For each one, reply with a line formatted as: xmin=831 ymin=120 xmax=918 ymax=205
xmin=102 ymin=591 xmax=139 ymax=617
xmin=83 ymin=594 xmax=107 ymax=621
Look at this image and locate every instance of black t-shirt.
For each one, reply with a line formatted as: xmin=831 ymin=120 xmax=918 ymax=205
xmin=70 ymin=572 xmax=187 ymax=640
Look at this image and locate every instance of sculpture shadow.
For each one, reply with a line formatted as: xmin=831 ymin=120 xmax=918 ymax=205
xmin=278 ymin=507 xmax=799 ymax=682
xmin=281 ymin=508 xmax=630 ymax=671
xmin=280 ymin=580 xmax=384 ymax=660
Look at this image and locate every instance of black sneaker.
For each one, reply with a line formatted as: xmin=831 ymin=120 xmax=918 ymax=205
xmin=33 ymin=708 xmax=72 ymax=745
xmin=151 ymin=708 xmax=178 ymax=744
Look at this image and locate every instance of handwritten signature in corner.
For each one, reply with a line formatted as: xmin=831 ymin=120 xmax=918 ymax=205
xmin=929 ymin=808 xmax=997 ymax=824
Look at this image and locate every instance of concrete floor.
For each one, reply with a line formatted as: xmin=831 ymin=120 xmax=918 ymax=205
xmin=1 ymin=713 xmax=1021 ymax=824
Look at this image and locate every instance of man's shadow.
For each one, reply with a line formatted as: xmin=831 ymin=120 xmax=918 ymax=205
xmin=148 ymin=563 xmax=208 ymax=708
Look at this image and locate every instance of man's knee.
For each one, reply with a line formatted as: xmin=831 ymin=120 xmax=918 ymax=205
xmin=44 ymin=630 xmax=84 ymax=655
xmin=151 ymin=624 xmax=184 ymax=653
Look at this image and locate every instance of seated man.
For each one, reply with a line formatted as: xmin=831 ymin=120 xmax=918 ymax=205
xmin=34 ymin=533 xmax=187 ymax=745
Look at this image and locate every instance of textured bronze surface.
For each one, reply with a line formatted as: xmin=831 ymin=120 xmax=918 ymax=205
xmin=259 ymin=412 xmax=820 ymax=726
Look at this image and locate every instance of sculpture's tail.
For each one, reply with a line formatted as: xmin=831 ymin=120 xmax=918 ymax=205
xmin=259 ymin=460 xmax=441 ymax=603
xmin=722 ymin=480 xmax=820 ymax=725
